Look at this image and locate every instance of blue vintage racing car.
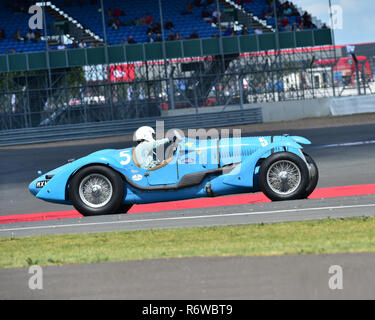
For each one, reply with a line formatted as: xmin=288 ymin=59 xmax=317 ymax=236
xmin=29 ymin=134 xmax=318 ymax=216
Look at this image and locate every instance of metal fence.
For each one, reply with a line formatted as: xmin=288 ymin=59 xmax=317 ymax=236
xmin=1 ymin=41 xmax=374 ymax=133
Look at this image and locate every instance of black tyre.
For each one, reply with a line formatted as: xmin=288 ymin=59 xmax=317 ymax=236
xmin=258 ymin=152 xmax=310 ymax=201
xmin=302 ymin=152 xmax=319 ymax=199
xmin=116 ymin=204 xmax=133 ymax=214
xmin=69 ymin=165 xmax=124 ymax=216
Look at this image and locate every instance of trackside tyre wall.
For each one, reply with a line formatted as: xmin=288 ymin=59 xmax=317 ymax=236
xmin=69 ymin=165 xmax=124 ymax=216
xmin=258 ymin=152 xmax=309 ymax=201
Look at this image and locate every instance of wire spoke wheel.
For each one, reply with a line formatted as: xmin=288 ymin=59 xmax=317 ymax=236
xmin=70 ymin=165 xmax=124 ymax=216
xmin=266 ymin=160 xmax=301 ymax=195
xmin=259 ymin=152 xmax=309 ymax=201
xmin=78 ymin=173 xmax=113 ymax=208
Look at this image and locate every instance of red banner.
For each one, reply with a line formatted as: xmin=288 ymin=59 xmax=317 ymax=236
xmin=108 ymin=64 xmax=135 ymax=83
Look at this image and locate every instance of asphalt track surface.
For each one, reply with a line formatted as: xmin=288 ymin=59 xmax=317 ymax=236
xmin=1 ymin=253 xmax=375 ymax=299
xmin=1 ymin=121 xmax=375 ymax=299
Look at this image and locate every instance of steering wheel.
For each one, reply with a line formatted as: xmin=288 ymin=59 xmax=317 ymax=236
xmin=165 ymin=130 xmax=183 ymax=159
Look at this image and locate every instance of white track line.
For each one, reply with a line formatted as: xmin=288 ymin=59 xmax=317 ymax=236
xmin=1 ymin=203 xmax=375 ymax=233
xmin=311 ymin=140 xmax=375 ymax=149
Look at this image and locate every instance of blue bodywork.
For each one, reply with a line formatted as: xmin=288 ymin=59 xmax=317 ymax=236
xmin=29 ymin=135 xmax=311 ymax=205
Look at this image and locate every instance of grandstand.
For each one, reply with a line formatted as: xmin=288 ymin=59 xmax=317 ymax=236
xmin=0 ymin=0 xmax=326 ymax=52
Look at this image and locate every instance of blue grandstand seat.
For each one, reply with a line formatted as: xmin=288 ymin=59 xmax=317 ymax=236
xmin=0 ymin=0 xmax=321 ymax=54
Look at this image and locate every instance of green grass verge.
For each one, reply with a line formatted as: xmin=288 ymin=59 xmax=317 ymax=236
xmin=1 ymin=217 xmax=375 ymax=269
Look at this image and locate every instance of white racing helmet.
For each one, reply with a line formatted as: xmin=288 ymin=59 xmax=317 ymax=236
xmin=134 ymin=126 xmax=155 ymax=143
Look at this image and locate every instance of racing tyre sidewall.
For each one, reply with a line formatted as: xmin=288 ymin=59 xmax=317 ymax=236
xmin=69 ymin=165 xmax=124 ymax=216
xmin=116 ymin=204 xmax=133 ymax=214
xmin=302 ymin=152 xmax=319 ymax=199
xmin=259 ymin=152 xmax=309 ymax=201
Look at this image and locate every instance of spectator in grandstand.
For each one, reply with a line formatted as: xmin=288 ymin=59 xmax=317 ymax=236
xmin=281 ymin=16 xmax=290 ymax=28
xmin=0 ymin=29 xmax=5 ymax=41
xmin=194 ymin=0 xmax=204 ymax=7
xmin=106 ymin=7 xmax=113 ymax=16
xmin=254 ymin=28 xmax=263 ymax=35
xmin=212 ymin=8 xmax=221 ymax=24
xmin=302 ymin=11 xmax=312 ymax=26
xmin=190 ymin=30 xmax=200 ymax=39
xmin=114 ymin=18 xmax=124 ymax=28
xmin=167 ymin=32 xmax=175 ymax=41
xmin=181 ymin=1 xmax=194 ymax=15
xmin=11 ymin=48 xmax=16 ymax=54
xmin=154 ymin=21 xmax=163 ymax=34
xmin=155 ymin=34 xmax=162 ymax=42
xmin=147 ymin=33 xmax=154 ymax=43
xmin=306 ymin=22 xmax=316 ymax=30
xmin=128 ymin=36 xmax=137 ymax=44
xmin=284 ymin=23 xmax=292 ymax=32
xmin=25 ymin=29 xmax=36 ymax=42
xmin=292 ymin=22 xmax=300 ymax=31
xmin=322 ymin=23 xmax=328 ymax=29
xmin=174 ymin=32 xmax=183 ymax=40
xmin=201 ymin=7 xmax=212 ymax=23
xmin=206 ymin=0 xmax=215 ymax=6
xmin=113 ymin=7 xmax=125 ymax=17
xmin=109 ymin=18 xmax=118 ymax=30
xmin=71 ymin=40 xmax=78 ymax=48
xmin=231 ymin=28 xmax=238 ymax=36
xmin=261 ymin=8 xmax=268 ymax=20
xmin=14 ymin=29 xmax=23 ymax=42
xmin=283 ymin=6 xmax=292 ymax=16
xmin=122 ymin=38 xmax=127 ymax=44
xmin=133 ymin=17 xmax=141 ymax=26
xmin=79 ymin=40 xmax=87 ymax=48
xmin=165 ymin=19 xmax=174 ymax=30
xmin=241 ymin=26 xmax=249 ymax=35
xmin=145 ymin=13 xmax=154 ymax=25
xmin=34 ymin=29 xmax=42 ymax=42
xmin=57 ymin=42 xmax=66 ymax=50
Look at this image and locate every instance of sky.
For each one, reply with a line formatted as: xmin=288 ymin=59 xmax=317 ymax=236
xmin=291 ymin=0 xmax=375 ymax=45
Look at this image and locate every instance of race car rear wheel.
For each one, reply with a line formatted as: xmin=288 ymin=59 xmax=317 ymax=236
xmin=259 ymin=152 xmax=309 ymax=201
xmin=69 ymin=165 xmax=124 ymax=216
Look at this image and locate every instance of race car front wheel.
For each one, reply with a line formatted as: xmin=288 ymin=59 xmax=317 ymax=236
xmin=302 ymin=152 xmax=319 ymax=199
xmin=258 ymin=152 xmax=309 ymax=201
xmin=69 ymin=165 xmax=124 ymax=216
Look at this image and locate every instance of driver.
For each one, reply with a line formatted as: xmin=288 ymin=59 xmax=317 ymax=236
xmin=133 ymin=126 xmax=177 ymax=170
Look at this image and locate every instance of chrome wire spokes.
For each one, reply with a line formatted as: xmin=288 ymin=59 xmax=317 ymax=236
xmin=266 ymin=160 xmax=301 ymax=195
xmin=79 ymin=174 xmax=113 ymax=208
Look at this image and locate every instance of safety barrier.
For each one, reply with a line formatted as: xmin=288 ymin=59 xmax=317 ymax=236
xmin=0 ymin=107 xmax=263 ymax=146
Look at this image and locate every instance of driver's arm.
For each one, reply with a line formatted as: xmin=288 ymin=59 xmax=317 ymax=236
xmin=153 ymin=137 xmax=170 ymax=148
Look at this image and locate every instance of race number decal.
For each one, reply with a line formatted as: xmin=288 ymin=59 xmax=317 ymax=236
xmin=119 ymin=151 xmax=131 ymax=166
xmin=259 ymin=137 xmax=268 ymax=147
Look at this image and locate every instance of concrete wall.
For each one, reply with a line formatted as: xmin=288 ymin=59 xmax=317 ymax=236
xmin=259 ymin=98 xmax=331 ymax=122
xmin=330 ymin=94 xmax=375 ymax=116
